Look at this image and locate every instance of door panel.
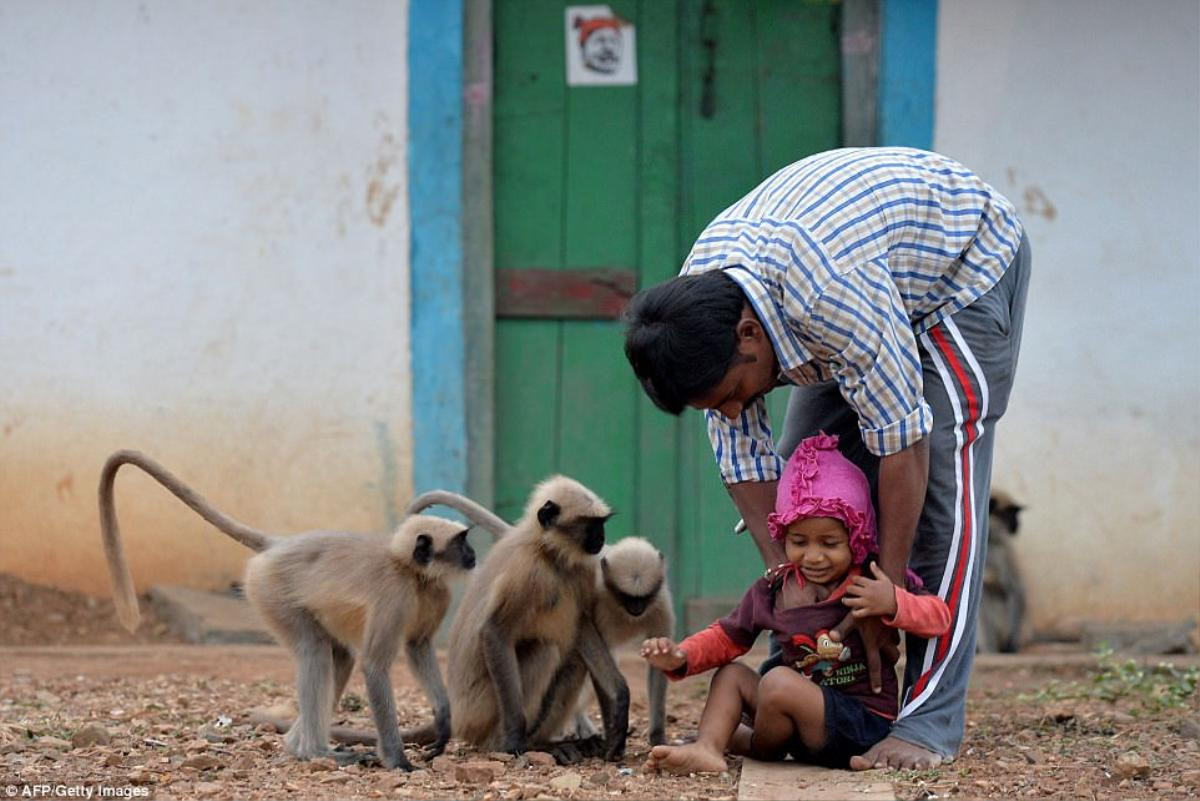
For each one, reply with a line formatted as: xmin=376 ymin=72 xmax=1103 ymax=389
xmin=493 ymin=0 xmax=841 ymax=626
xmin=677 ymin=0 xmax=842 ymax=606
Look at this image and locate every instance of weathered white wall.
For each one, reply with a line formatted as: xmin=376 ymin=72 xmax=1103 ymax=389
xmin=0 ymin=2 xmax=413 ymax=596
xmin=935 ymin=0 xmax=1200 ymax=632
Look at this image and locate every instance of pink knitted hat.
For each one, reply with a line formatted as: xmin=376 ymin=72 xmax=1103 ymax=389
xmin=767 ymin=433 xmax=877 ymax=565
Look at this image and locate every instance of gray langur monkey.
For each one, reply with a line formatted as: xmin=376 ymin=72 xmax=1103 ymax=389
xmin=979 ymin=489 xmax=1027 ymax=654
xmin=408 ymin=476 xmax=630 ymax=763
xmin=97 ymin=449 xmax=476 ymax=770
xmin=557 ymin=536 xmax=675 ymax=747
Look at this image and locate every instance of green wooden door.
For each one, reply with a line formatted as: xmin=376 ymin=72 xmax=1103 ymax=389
xmin=493 ymin=0 xmax=841 ymax=629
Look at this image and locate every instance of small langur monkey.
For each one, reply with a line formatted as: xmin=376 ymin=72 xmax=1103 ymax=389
xmin=557 ymin=537 xmax=675 ymax=747
xmin=979 ymin=490 xmax=1027 ymax=654
xmin=98 ymin=450 xmax=475 ymax=769
xmin=411 ymin=477 xmax=630 ymax=762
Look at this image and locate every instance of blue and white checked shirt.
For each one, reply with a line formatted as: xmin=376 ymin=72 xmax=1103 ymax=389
xmin=680 ymin=147 xmax=1023 ymax=483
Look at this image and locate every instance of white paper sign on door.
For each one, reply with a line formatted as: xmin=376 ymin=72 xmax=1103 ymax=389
xmin=565 ymin=5 xmax=637 ymax=86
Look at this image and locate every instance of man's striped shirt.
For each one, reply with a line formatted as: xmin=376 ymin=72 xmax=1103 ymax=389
xmin=680 ymin=147 xmax=1022 ymax=484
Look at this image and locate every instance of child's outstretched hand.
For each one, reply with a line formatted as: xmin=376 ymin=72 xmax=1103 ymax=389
xmin=843 ymin=561 xmax=898 ymax=619
xmin=640 ymin=637 xmax=687 ymax=672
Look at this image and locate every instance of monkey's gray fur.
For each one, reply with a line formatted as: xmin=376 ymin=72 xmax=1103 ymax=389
xmin=978 ymin=489 xmax=1027 ymax=654
xmin=97 ymin=449 xmax=475 ymax=769
xmin=406 ymin=476 xmax=630 ymax=763
xmin=556 ymin=536 xmax=674 ymax=746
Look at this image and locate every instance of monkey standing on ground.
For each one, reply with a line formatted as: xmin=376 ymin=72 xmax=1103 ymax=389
xmin=98 ymin=450 xmax=475 ymax=769
xmin=979 ymin=490 xmax=1027 ymax=653
xmin=557 ymin=536 xmax=675 ymax=747
xmin=430 ymin=476 xmax=630 ymax=761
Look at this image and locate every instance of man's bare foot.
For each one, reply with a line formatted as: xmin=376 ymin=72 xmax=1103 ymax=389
xmin=849 ymin=735 xmax=943 ymax=771
xmin=643 ymin=743 xmax=727 ymax=775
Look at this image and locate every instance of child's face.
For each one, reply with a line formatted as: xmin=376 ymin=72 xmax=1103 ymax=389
xmin=784 ymin=516 xmax=853 ymax=585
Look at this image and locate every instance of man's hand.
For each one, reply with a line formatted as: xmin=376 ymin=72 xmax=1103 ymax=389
xmin=843 ymin=562 xmax=898 ymax=619
xmin=828 ymin=612 xmax=900 ymax=694
xmin=639 ymin=637 xmax=686 ymax=673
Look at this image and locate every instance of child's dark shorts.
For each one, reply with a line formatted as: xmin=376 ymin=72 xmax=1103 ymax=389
xmin=787 ymin=685 xmax=892 ymax=769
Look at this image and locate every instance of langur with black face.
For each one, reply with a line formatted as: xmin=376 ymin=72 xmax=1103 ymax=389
xmin=98 ymin=450 xmax=476 ymax=770
xmin=435 ymin=476 xmax=630 ymax=762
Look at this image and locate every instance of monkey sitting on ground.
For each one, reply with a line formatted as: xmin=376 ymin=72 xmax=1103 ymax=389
xmin=408 ymin=492 xmax=675 ymax=752
xmin=98 ymin=450 xmax=475 ymax=769
xmin=555 ymin=536 xmax=675 ymax=748
xmin=406 ymin=476 xmax=630 ymax=762
xmin=978 ymin=490 xmax=1027 ymax=653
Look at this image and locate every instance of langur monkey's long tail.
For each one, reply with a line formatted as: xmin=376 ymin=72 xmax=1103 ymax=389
xmin=404 ymin=490 xmax=512 ymax=538
xmin=98 ymin=449 xmax=278 ymax=633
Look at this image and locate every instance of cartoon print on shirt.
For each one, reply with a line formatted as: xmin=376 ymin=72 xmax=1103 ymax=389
xmin=791 ymin=630 xmax=851 ymax=680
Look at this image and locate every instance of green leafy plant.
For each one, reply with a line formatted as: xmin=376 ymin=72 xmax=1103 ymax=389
xmin=1022 ymin=645 xmax=1199 ymax=712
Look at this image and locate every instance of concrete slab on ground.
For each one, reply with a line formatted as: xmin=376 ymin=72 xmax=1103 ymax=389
xmin=737 ymin=759 xmax=895 ymax=801
xmin=148 ymin=585 xmax=273 ymax=644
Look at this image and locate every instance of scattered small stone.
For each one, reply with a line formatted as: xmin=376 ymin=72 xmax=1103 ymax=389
xmin=193 ymin=781 xmax=223 ymax=798
xmin=525 ymin=750 xmax=556 ymax=767
xmin=127 ymin=768 xmax=154 ymax=785
xmin=1178 ymin=717 xmax=1200 ymax=741
xmin=184 ymin=739 xmax=211 ymax=754
xmin=487 ymin=751 xmax=517 ymax=763
xmin=71 ymin=723 xmax=111 ymax=748
xmin=320 ymin=772 xmax=352 ymax=784
xmin=588 ymin=769 xmax=612 ymax=786
xmin=430 ymin=754 xmax=456 ymax=772
xmin=102 ymin=753 xmax=124 ymax=767
xmin=616 ymin=767 xmax=635 ymax=777
xmin=1152 ymin=780 xmax=1174 ymax=791
xmin=1179 ymin=769 xmax=1200 ymax=788
xmin=305 ymin=757 xmax=338 ymax=772
xmin=1114 ymin=751 xmax=1150 ymax=780
xmin=377 ymin=773 xmax=409 ymax=789
xmin=35 ymin=690 xmax=62 ymax=705
xmin=1043 ymin=703 xmax=1075 ymax=723
xmin=549 ymin=771 xmax=583 ymax=791
xmin=199 ymin=725 xmax=234 ymax=744
xmin=181 ymin=753 xmax=222 ymax=770
xmin=455 ymin=760 xmax=507 ymax=783
xmin=35 ymin=736 xmax=72 ymax=751
xmin=1109 ymin=711 xmax=1136 ymax=725
xmin=229 ymin=754 xmax=256 ymax=771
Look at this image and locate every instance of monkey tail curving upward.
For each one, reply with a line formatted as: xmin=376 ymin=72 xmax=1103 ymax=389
xmin=98 ymin=449 xmax=278 ymax=633
xmin=405 ymin=490 xmax=512 ymax=538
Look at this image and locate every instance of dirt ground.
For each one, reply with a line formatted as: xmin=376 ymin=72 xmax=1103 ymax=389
xmin=2 ymin=575 xmax=1198 ymax=800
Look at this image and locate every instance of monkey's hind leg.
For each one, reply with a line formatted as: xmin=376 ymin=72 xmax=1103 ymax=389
xmin=331 ymin=641 xmax=355 ymax=713
xmin=361 ymin=602 xmax=414 ymax=770
xmin=280 ymin=612 xmax=338 ymax=761
xmin=405 ymin=638 xmax=451 ymax=760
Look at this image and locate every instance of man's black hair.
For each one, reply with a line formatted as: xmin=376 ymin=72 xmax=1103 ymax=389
xmin=621 ymin=270 xmax=747 ymax=415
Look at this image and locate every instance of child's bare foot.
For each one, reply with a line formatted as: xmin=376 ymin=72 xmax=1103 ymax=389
xmin=643 ymin=743 xmax=727 ymax=775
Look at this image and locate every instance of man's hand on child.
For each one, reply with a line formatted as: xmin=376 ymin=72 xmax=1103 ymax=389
xmin=640 ymin=637 xmax=687 ymax=672
xmin=843 ymin=561 xmax=898 ymax=619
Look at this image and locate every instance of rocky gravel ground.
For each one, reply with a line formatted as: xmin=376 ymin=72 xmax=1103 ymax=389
xmin=1 ymin=574 xmax=1197 ymax=800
